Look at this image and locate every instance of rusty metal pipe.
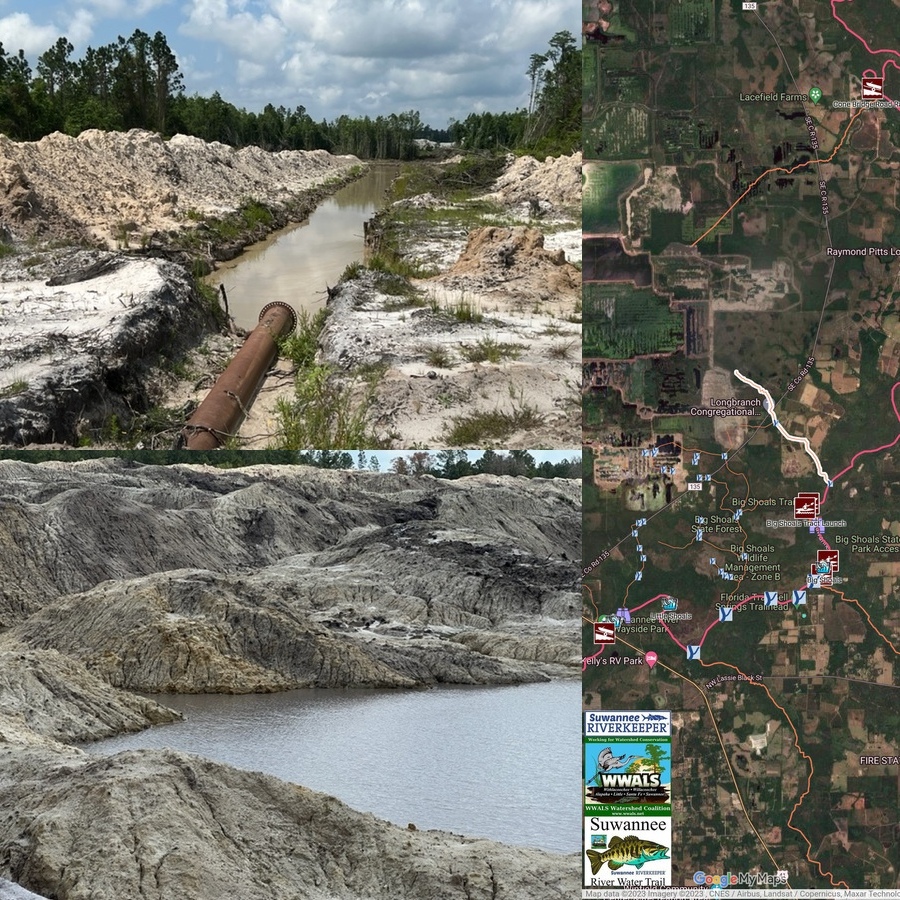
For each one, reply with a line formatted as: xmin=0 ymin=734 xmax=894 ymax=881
xmin=180 ymin=301 xmax=297 ymax=449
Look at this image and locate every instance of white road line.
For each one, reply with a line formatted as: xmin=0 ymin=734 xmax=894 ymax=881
xmin=733 ymin=369 xmax=831 ymax=486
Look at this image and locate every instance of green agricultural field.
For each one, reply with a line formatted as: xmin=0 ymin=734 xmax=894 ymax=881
xmin=658 ymin=114 xmax=700 ymax=155
xmin=684 ymin=207 xmax=733 ymax=243
xmin=584 ymin=283 xmax=683 ymax=358
xmin=602 ymin=68 xmax=650 ymax=104
xmin=583 ymin=45 xmax=599 ymax=110
xmin=583 ymin=162 xmax=641 ymax=232
xmin=584 ymin=105 xmax=651 ymax=160
xmin=669 ymin=0 xmax=715 ymax=44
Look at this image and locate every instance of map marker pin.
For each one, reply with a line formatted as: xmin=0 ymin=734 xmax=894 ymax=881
xmin=809 ymin=86 xmax=823 ymax=105
xmin=645 ymin=651 xmax=658 ymax=669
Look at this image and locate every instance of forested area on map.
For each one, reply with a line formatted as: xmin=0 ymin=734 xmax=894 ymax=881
xmin=583 ymin=0 xmax=900 ymax=892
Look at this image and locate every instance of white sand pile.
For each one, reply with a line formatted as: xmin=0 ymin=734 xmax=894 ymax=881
xmin=0 ymin=129 xmax=360 ymax=245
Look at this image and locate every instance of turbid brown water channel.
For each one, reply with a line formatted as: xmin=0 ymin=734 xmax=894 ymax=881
xmin=207 ymin=163 xmax=399 ymax=331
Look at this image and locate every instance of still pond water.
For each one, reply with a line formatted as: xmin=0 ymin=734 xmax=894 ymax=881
xmin=84 ymin=679 xmax=579 ymax=853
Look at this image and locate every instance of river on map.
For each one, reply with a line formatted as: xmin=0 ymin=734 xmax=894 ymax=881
xmin=207 ymin=163 xmax=399 ymax=331
xmin=83 ymin=679 xmax=579 ymax=853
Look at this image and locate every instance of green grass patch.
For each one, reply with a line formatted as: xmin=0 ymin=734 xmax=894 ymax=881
xmin=391 ymin=155 xmax=508 ymax=203
xmin=459 ymin=338 xmax=523 ymax=363
xmin=367 ymin=262 xmax=422 ymax=299
xmin=389 ymin=199 xmax=506 ymax=229
xmin=368 ymin=252 xmax=431 ymax=280
xmin=438 ymin=296 xmax=484 ymax=325
xmin=383 ymin=294 xmax=427 ymax=311
xmin=349 ymin=360 xmax=389 ymax=380
xmin=176 ymin=197 xmax=278 ymax=251
xmin=548 ymin=342 xmax=574 ymax=360
xmin=340 ymin=260 xmax=364 ymax=282
xmin=541 ymin=322 xmax=567 ymax=337
xmin=445 ymin=406 xmax=542 ymax=446
xmin=273 ymin=364 xmax=383 ymax=450
xmin=240 ymin=199 xmax=274 ymax=230
xmin=278 ymin=308 xmax=328 ymax=370
xmin=426 ymin=345 xmax=454 ymax=368
xmin=194 ymin=279 xmax=228 ymax=328
xmin=0 ymin=379 xmax=28 ymax=399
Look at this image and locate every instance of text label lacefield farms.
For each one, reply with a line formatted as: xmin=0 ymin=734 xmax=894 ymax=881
xmin=739 ymin=92 xmax=808 ymax=102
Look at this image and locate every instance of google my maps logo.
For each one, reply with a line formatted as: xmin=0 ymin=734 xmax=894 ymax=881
xmin=694 ymin=870 xmax=789 ymax=887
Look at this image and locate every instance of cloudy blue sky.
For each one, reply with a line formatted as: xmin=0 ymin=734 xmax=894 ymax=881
xmin=0 ymin=0 xmax=580 ymax=127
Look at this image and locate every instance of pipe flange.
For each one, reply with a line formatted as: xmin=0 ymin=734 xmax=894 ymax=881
xmin=259 ymin=301 xmax=297 ymax=335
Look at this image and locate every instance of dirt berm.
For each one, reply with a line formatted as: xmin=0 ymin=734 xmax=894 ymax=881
xmin=0 ymin=129 xmax=361 ymax=446
xmin=0 ymin=130 xmax=359 ymax=247
xmin=316 ymin=152 xmax=582 ymax=449
xmin=0 ymin=460 xmax=578 ymax=898
xmin=0 ymin=459 xmax=579 ymax=690
xmin=0 ymin=718 xmax=574 ymax=900
xmin=0 ymin=648 xmax=180 ymax=742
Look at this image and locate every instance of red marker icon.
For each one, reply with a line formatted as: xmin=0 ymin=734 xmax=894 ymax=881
xmin=794 ymin=492 xmax=820 ymax=519
xmin=817 ymin=549 xmax=839 ymax=572
xmin=645 ymin=651 xmax=658 ymax=669
xmin=862 ymin=77 xmax=883 ymax=100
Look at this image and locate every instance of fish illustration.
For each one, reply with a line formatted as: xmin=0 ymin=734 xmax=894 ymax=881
xmin=585 ymin=835 xmax=670 ymax=873
xmin=594 ymin=747 xmax=638 ymax=773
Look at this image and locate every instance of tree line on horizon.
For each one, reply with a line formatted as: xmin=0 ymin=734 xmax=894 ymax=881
xmin=0 ymin=449 xmax=579 ymax=479
xmin=0 ymin=29 xmax=579 ymax=159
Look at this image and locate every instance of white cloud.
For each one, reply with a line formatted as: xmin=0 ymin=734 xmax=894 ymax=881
xmin=181 ymin=0 xmax=287 ymax=64
xmin=0 ymin=12 xmax=63 ymax=57
xmin=236 ymin=58 xmax=266 ymax=83
xmin=65 ymin=9 xmax=95 ymax=47
xmin=175 ymin=0 xmax=579 ymax=122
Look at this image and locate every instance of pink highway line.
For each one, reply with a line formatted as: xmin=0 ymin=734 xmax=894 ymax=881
xmin=603 ymin=382 xmax=900 ymax=661
xmin=630 ymin=593 xmax=670 ymax=613
xmin=663 ymin=382 xmax=900 ymax=651
xmin=825 ymin=432 xmax=900 ymax=504
xmin=865 ymin=61 xmax=900 ymax=77
xmin=863 ymin=62 xmax=900 ymax=112
xmin=657 ymin=618 xmax=687 ymax=651
xmin=833 ymin=1 xmax=900 ymax=110
xmin=823 ymin=382 xmax=900 ymax=504
xmin=831 ymin=0 xmax=900 ymax=58
xmin=582 ymin=647 xmax=607 ymax=670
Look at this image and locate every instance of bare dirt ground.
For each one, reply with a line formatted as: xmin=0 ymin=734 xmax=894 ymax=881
xmin=0 ymin=129 xmax=359 ymax=247
xmin=0 ymin=132 xmax=580 ymax=449
xmin=0 ymin=129 xmax=360 ymax=446
xmin=311 ymin=152 xmax=583 ymax=449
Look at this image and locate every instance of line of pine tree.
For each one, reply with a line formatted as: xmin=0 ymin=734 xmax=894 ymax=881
xmin=0 ymin=29 xmax=579 ymax=158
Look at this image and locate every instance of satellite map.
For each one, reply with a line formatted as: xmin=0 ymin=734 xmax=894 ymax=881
xmin=582 ymin=0 xmax=900 ymax=896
